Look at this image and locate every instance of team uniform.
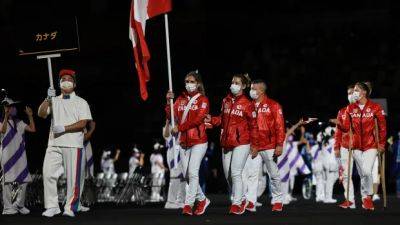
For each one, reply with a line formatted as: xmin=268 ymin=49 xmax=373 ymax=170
xmin=0 ymin=119 xmax=32 ymax=215
xmin=42 ymin=92 xmax=92 ymax=215
xmin=341 ymin=99 xmax=386 ymax=210
xmin=165 ymin=91 xmax=210 ymax=215
xmin=210 ymin=93 xmax=259 ymax=214
xmin=335 ymin=107 xmax=356 ymax=208
xmin=250 ymin=96 xmax=285 ymax=211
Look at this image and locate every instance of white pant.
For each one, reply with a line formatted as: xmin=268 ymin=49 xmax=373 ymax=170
xmin=323 ymin=158 xmax=338 ymax=200
xmin=43 ymin=146 xmax=85 ymax=212
xmin=372 ymin=156 xmax=380 ymax=184
xmin=222 ymin=144 xmax=250 ymax=205
xmin=2 ymin=182 xmax=27 ymax=211
xmin=166 ymin=177 xmax=186 ymax=206
xmin=259 ymin=150 xmax=283 ymax=203
xmin=340 ymin=147 xmax=355 ymax=202
xmin=242 ymin=154 xmax=262 ymax=204
xmin=313 ymin=161 xmax=325 ymax=200
xmin=151 ymin=172 xmax=165 ymax=199
xmin=180 ymin=142 xmax=207 ymax=206
xmin=352 ymin=149 xmax=378 ymax=198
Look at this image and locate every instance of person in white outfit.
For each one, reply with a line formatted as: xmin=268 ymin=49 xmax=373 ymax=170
xmin=311 ymin=137 xmax=325 ymax=202
xmin=38 ymin=69 xmax=92 ymax=217
xmin=150 ymin=142 xmax=166 ymax=202
xmin=101 ymin=148 xmax=120 ymax=200
xmin=0 ymin=99 xmax=36 ymax=215
xmin=321 ymin=129 xmax=339 ymax=204
xmin=128 ymin=146 xmax=142 ymax=177
xmin=163 ymin=120 xmax=186 ymax=209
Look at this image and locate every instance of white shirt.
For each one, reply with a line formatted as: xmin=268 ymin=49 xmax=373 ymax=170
xmin=150 ymin=153 xmax=164 ymax=174
xmin=129 ymin=156 xmax=140 ymax=175
xmin=47 ymin=92 xmax=92 ymax=148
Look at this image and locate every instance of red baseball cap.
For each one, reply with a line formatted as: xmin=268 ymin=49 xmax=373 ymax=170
xmin=59 ymin=69 xmax=76 ymax=79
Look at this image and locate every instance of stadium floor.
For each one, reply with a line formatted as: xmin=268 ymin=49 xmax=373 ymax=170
xmin=1 ymin=194 xmax=399 ymax=225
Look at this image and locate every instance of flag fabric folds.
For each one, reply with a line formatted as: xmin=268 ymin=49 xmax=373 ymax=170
xmin=129 ymin=0 xmax=172 ymax=100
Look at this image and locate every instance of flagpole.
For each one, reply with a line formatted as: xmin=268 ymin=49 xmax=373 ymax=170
xmin=164 ymin=14 xmax=178 ymax=164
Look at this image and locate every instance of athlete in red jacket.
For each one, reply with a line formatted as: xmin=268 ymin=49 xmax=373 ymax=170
xmin=331 ymin=84 xmax=357 ymax=209
xmin=165 ymin=71 xmax=210 ymax=216
xmin=246 ymin=79 xmax=285 ymax=212
xmin=340 ymin=82 xmax=386 ymax=211
xmin=206 ymin=73 xmax=258 ymax=215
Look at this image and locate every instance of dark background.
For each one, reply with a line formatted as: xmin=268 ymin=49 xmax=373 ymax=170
xmin=1 ymin=0 xmax=400 ymax=191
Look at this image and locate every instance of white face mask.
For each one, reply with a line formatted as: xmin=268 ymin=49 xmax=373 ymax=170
xmin=249 ymin=90 xmax=258 ymax=100
xmin=185 ymin=83 xmax=197 ymax=93
xmin=347 ymin=94 xmax=355 ymax=103
xmin=352 ymin=91 xmax=361 ymax=101
xmin=60 ymin=80 xmax=74 ymax=90
xmin=230 ymin=84 xmax=241 ymax=95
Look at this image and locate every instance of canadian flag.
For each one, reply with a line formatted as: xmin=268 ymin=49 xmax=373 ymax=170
xmin=129 ymin=0 xmax=172 ymax=100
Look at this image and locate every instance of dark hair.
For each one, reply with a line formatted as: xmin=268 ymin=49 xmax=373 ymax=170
xmin=233 ymin=73 xmax=251 ymax=89
xmin=355 ymin=82 xmax=371 ymax=97
xmin=185 ymin=70 xmax=205 ymax=95
xmin=347 ymin=84 xmax=354 ymax=90
xmin=362 ymin=81 xmax=372 ymax=95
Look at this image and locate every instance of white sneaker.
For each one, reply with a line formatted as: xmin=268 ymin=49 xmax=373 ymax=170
xmin=316 ymin=197 xmax=324 ymax=202
xmin=164 ymin=202 xmax=181 ymax=209
xmin=13 ymin=204 xmax=30 ymax=215
xmin=42 ymin=208 xmax=61 ymax=217
xmin=323 ymin=198 xmax=337 ymax=204
xmin=2 ymin=208 xmax=18 ymax=215
xmin=79 ymin=205 xmax=90 ymax=212
xmin=63 ymin=210 xmax=75 ymax=217
xmin=372 ymin=194 xmax=380 ymax=201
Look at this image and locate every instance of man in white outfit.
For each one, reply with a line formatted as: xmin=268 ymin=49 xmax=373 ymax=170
xmin=38 ymin=69 xmax=92 ymax=217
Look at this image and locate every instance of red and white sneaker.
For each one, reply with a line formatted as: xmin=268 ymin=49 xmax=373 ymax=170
xmin=362 ymin=196 xmax=374 ymax=211
xmin=339 ymin=200 xmax=356 ymax=209
xmin=182 ymin=205 xmax=193 ymax=216
xmin=194 ymin=198 xmax=210 ymax=216
xmin=229 ymin=204 xmax=244 ymax=215
xmin=245 ymin=201 xmax=256 ymax=212
xmin=272 ymin=202 xmax=283 ymax=212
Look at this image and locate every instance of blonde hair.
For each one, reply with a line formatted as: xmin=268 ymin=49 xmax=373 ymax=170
xmin=185 ymin=70 xmax=206 ymax=95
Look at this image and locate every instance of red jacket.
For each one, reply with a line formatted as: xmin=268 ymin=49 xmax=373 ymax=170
xmin=211 ymin=94 xmax=259 ymax=150
xmin=334 ymin=106 xmax=350 ymax=150
xmin=253 ymin=96 xmax=285 ymax=151
xmin=341 ymin=99 xmax=387 ymax=151
xmin=165 ymin=91 xmax=209 ymax=148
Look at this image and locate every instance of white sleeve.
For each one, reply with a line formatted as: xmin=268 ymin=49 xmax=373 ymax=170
xmin=79 ymin=100 xmax=93 ymax=121
xmin=17 ymin=121 xmax=27 ymax=133
xmin=157 ymin=155 xmax=163 ymax=164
